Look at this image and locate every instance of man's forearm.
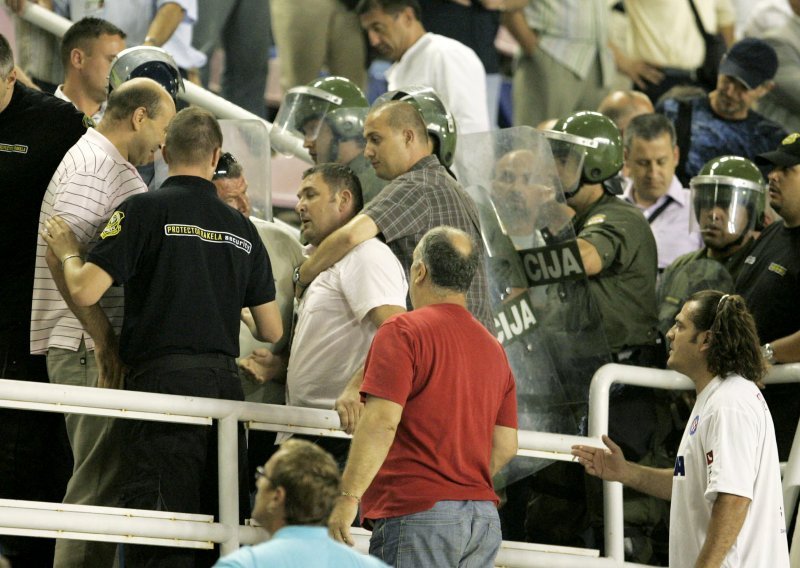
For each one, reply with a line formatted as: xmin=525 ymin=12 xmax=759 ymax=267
xmin=339 ymin=405 xmax=398 ymax=497
xmin=298 ymin=214 xmax=377 ymax=286
xmin=47 ymin=251 xmax=114 ymax=346
xmin=621 ymin=463 xmax=674 ymax=501
xmin=143 ymin=2 xmax=184 ymax=46
xmin=695 ymin=493 xmax=750 ymax=567
xmin=771 ymin=331 xmax=800 ymax=364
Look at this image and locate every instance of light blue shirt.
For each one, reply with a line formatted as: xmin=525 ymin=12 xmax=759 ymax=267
xmin=213 ymin=526 xmax=389 ymax=568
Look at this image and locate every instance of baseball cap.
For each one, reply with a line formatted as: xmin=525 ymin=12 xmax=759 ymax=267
xmin=756 ymin=133 xmax=800 ymax=167
xmin=718 ymin=38 xmax=778 ymax=90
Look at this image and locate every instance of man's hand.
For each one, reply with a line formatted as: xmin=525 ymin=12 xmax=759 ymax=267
xmin=239 ymin=348 xmax=281 ymax=384
xmin=615 ymin=54 xmax=664 ymax=90
xmin=94 ymin=334 xmax=126 ymax=389
xmin=328 ymin=496 xmax=359 ymax=546
xmin=41 ymin=216 xmax=81 ymax=262
xmin=571 ymin=435 xmax=629 ymax=483
xmin=335 ymin=384 xmax=364 ymax=435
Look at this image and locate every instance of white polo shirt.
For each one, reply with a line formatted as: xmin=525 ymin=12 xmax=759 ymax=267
xmin=30 ymin=128 xmax=147 ymax=354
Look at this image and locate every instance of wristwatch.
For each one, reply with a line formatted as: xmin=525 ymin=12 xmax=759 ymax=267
xmin=292 ymin=266 xmax=306 ymax=288
xmin=761 ymin=343 xmax=777 ymax=364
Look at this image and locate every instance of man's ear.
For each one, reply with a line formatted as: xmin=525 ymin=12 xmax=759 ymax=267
xmin=131 ymin=106 xmax=147 ymax=131
xmin=698 ymin=330 xmax=712 ymax=352
xmin=414 ymin=259 xmax=427 ymax=286
xmin=70 ymin=48 xmax=84 ymax=70
xmin=337 ymin=188 xmax=353 ymax=212
xmin=403 ymin=127 xmax=414 ymax=146
xmin=211 ymin=147 xmax=221 ymax=171
xmin=161 ymin=145 xmax=172 ymax=165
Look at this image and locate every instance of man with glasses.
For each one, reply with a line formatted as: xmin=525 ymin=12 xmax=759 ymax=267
xmin=215 ymin=440 xmax=388 ymax=567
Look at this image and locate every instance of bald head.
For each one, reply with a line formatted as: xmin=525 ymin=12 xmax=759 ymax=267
xmin=363 ymin=100 xmax=431 ymax=179
xmin=103 ymin=77 xmax=175 ymax=123
xmin=598 ymin=90 xmax=654 ymax=132
xmin=417 ymin=226 xmax=478 ymax=294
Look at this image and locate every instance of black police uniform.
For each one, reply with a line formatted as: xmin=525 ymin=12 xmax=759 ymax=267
xmin=87 ymin=175 xmax=275 ymax=567
xmin=736 ymin=220 xmax=800 ymax=460
xmin=0 ymin=83 xmax=87 ymax=566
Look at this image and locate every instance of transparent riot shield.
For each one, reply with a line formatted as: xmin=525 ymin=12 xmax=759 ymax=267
xmin=218 ymin=119 xmax=272 ymax=221
xmin=150 ymin=120 xmax=273 ymax=221
xmin=457 ymin=127 xmax=613 ymax=485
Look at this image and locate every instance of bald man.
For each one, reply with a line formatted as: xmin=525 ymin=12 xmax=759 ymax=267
xmin=598 ymin=90 xmax=654 ymax=133
xmin=328 ymin=226 xmax=517 ymax=567
xmin=296 ymin=101 xmax=492 ymax=331
xmin=32 ymin=77 xmax=176 ymax=568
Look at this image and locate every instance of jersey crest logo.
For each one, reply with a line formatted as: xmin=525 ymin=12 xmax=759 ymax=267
xmin=689 ymin=415 xmax=700 ymax=435
xmin=100 ymin=211 xmax=125 ymax=239
xmin=585 ymin=214 xmax=606 ymax=226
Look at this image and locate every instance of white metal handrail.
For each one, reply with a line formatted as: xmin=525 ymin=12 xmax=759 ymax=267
xmin=13 ymin=3 xmax=311 ymax=163
xmin=3 ymin=364 xmax=798 ymax=566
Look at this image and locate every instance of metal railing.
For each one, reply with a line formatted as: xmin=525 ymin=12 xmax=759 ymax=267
xmin=1 ymin=362 xmax=798 ymax=566
xmin=13 ymin=3 xmax=310 ymax=163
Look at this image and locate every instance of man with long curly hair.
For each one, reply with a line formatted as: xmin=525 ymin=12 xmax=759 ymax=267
xmin=572 ymin=290 xmax=789 ymax=567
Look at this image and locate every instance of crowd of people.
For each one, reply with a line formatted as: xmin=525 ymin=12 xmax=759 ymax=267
xmin=1 ymin=0 xmax=800 ymax=567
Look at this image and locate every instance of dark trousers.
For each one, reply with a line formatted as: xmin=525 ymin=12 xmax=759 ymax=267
xmin=0 ymin=337 xmax=73 ymax=568
xmin=120 ymin=358 xmax=248 ymax=568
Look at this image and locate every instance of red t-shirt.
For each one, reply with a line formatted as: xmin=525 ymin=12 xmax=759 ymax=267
xmin=360 ymin=303 xmax=517 ymax=521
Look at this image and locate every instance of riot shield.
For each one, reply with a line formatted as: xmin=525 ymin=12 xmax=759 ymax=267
xmin=457 ymin=127 xmax=613 ymax=484
xmin=219 ymin=119 xmax=272 ymax=221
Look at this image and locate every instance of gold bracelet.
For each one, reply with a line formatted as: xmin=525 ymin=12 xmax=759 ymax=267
xmin=61 ymin=254 xmax=81 ymax=267
xmin=340 ymin=491 xmax=361 ymax=503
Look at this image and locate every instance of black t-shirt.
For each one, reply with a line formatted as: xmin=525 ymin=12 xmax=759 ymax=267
xmin=736 ymin=221 xmax=800 ymax=343
xmin=0 ymin=84 xmax=88 ymax=342
xmin=87 ymin=176 xmax=276 ymax=365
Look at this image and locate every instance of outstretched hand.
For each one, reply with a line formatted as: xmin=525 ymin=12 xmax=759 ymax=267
xmin=571 ymin=435 xmax=628 ymax=483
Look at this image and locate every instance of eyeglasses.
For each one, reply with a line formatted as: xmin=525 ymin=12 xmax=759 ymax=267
xmin=214 ymin=152 xmax=238 ymax=178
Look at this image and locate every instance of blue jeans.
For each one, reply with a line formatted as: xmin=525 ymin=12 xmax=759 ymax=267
xmin=369 ymin=500 xmax=501 ymax=567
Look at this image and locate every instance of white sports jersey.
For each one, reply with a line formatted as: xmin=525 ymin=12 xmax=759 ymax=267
xmin=670 ymin=374 xmax=789 ymax=567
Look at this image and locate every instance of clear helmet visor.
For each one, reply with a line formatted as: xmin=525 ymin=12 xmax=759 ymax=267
xmin=690 ymin=176 xmax=763 ymax=247
xmin=543 ymin=130 xmax=596 ymax=196
xmin=270 ymin=88 xmax=339 ymax=158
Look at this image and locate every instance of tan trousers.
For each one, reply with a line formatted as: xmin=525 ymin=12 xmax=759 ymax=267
xmin=48 ymin=341 xmax=122 ymax=568
xmin=271 ymin=0 xmax=367 ymax=92
xmin=512 ymin=47 xmax=607 ymax=128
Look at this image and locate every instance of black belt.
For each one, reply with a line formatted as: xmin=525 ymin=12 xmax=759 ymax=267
xmin=129 ymin=353 xmax=238 ymax=381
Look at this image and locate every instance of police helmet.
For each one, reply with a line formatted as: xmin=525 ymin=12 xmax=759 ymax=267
xmin=108 ymin=46 xmax=184 ymax=100
xmin=374 ymin=86 xmax=457 ymax=168
xmin=690 ymin=155 xmax=765 ymax=236
xmin=271 ymin=76 xmax=368 ymax=158
xmin=546 ymin=111 xmax=624 ymax=185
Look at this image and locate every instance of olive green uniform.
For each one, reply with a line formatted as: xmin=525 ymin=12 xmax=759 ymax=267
xmin=574 ymin=192 xmax=659 ymax=353
xmin=657 ymin=240 xmax=756 ymax=333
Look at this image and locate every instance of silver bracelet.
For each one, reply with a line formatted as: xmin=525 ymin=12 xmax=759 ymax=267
xmin=61 ymin=254 xmax=81 ymax=267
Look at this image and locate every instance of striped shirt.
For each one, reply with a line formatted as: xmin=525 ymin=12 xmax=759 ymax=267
xmin=30 ymin=128 xmax=147 ymax=354
xmin=523 ymin=0 xmax=613 ymax=84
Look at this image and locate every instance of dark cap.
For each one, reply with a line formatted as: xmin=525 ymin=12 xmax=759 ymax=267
xmin=718 ymin=38 xmax=778 ymax=90
xmin=756 ymin=133 xmax=800 ymax=167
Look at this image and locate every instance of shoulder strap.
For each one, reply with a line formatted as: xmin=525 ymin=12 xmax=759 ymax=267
xmin=647 ymin=197 xmax=674 ymax=225
xmin=686 ymin=0 xmax=708 ymax=36
xmin=675 ymin=100 xmax=693 ymax=187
